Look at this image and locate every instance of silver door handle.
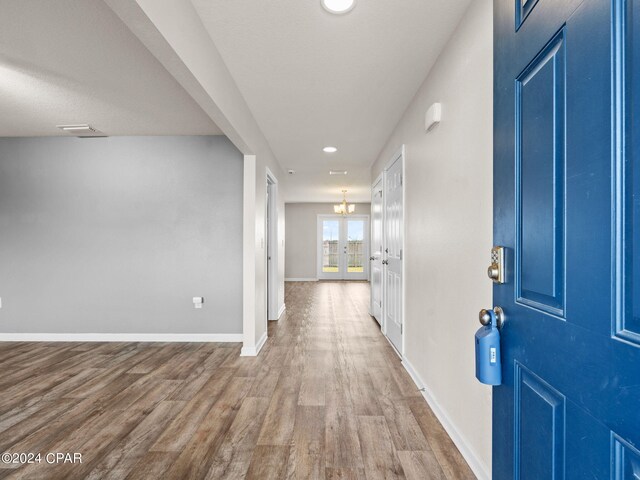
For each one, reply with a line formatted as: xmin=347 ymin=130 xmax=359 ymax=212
xmin=478 ymin=307 xmax=505 ymax=328
xmin=370 ymin=256 xmax=375 ymax=261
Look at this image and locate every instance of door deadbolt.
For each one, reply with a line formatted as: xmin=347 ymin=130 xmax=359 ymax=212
xmin=487 ymin=246 xmax=506 ymax=284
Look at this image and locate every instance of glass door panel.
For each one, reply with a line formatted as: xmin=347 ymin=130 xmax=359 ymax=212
xmin=346 ymin=219 xmax=365 ymax=278
xmin=321 ymin=219 xmax=342 ymax=278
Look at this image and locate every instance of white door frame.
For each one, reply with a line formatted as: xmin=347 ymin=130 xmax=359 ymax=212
xmin=317 ymin=214 xmax=370 ymax=281
xmin=381 ymin=145 xmax=405 ymax=357
xmin=266 ymin=168 xmax=279 ymax=321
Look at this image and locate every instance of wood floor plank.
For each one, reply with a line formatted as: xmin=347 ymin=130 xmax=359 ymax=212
xmin=356 ymin=416 xmax=405 ymax=480
xmin=325 ymin=467 xmax=367 ymax=480
xmin=407 ymin=398 xmax=476 ymax=480
xmin=247 ymin=363 xmax=281 ymax=398
xmin=286 ymin=405 xmax=326 ymax=479
xmin=245 ymin=445 xmax=290 ymax=480
xmin=85 ymin=400 xmax=187 ymax=480
xmin=325 ymin=406 xmax=365 ymax=470
xmin=256 ymin=370 xmax=301 ymax=446
xmin=298 ymin=372 xmax=326 ymax=406
xmin=204 ymin=396 xmax=270 ymax=479
xmin=124 ymin=451 xmax=179 ymax=480
xmin=159 ymin=377 xmax=254 ymax=480
xmin=150 ymin=367 xmax=234 ymax=452
xmin=378 ymin=397 xmax=430 ymax=452
xmin=397 ymin=451 xmax=447 ymax=480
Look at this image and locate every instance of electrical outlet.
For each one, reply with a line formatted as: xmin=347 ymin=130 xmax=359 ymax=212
xmin=193 ymin=297 xmax=204 ymax=309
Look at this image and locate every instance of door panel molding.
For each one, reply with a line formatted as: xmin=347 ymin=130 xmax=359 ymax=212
xmin=515 ymin=28 xmax=566 ymax=317
xmin=514 ymin=362 xmax=566 ymax=480
xmin=613 ymin=0 xmax=640 ymax=346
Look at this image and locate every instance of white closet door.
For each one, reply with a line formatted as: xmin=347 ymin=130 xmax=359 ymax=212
xmin=383 ymin=154 xmax=403 ymax=354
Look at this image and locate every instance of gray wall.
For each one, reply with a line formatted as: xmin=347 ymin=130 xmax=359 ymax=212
xmin=0 ymin=136 xmax=243 ymax=334
xmin=285 ymin=203 xmax=371 ymax=280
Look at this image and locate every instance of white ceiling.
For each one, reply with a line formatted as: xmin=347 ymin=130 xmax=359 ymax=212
xmin=191 ymin=0 xmax=471 ymax=202
xmin=0 ymin=0 xmax=221 ymax=137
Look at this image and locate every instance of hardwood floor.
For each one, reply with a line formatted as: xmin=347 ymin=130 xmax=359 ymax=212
xmin=0 ymin=281 xmax=475 ymax=479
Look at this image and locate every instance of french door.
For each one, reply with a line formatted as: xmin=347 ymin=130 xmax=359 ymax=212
xmin=493 ymin=0 xmax=640 ymax=477
xmin=317 ymin=215 xmax=369 ymax=280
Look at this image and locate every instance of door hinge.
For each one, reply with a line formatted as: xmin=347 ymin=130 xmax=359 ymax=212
xmin=400 ymin=175 xmax=403 ymax=186
xmin=400 ymin=324 xmax=403 ymax=334
xmin=400 ymin=249 xmax=402 ymax=260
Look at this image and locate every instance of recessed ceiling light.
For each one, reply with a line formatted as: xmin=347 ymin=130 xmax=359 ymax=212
xmin=321 ymin=0 xmax=356 ymax=15
xmin=323 ymin=146 xmax=338 ymax=153
xmin=57 ymin=124 xmax=96 ymax=133
xmin=329 ymin=170 xmax=348 ymax=175
xmin=56 ymin=124 xmax=106 ymax=138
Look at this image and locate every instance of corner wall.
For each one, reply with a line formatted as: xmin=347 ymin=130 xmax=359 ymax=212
xmin=0 ymin=135 xmax=243 ymax=337
xmin=371 ymin=0 xmax=493 ymax=476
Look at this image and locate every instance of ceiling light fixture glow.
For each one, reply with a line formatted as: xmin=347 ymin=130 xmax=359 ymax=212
xmin=321 ymin=0 xmax=356 ymax=14
xmin=323 ymin=146 xmax=338 ymax=153
xmin=57 ymin=124 xmax=96 ymax=133
xmin=329 ymin=170 xmax=348 ymax=175
xmin=56 ymin=124 xmax=106 ymax=138
xmin=334 ymin=190 xmax=356 ymax=216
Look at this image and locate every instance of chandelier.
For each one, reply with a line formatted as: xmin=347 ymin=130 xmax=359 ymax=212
xmin=334 ymin=189 xmax=356 ymax=216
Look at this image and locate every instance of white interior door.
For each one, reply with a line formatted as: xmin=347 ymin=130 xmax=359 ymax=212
xmin=318 ymin=215 xmax=369 ymax=280
xmin=383 ymin=153 xmax=403 ymax=354
xmin=370 ymin=178 xmax=383 ymax=322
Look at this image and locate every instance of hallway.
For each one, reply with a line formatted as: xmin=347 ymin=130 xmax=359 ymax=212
xmin=0 ymin=282 xmax=473 ymax=480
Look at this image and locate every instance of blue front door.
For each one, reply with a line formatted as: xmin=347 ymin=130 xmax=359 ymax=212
xmin=494 ymin=0 xmax=640 ymax=477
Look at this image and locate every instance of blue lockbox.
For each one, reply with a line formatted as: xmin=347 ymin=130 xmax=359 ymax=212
xmin=475 ymin=312 xmax=502 ymax=386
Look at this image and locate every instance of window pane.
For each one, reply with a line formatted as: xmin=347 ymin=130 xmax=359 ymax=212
xmin=322 ymin=220 xmax=340 ymax=273
xmin=347 ymin=220 xmax=364 ymax=273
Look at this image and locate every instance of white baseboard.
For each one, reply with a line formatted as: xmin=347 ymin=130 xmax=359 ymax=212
xmin=0 ymin=333 xmax=243 ymax=343
xmin=284 ymin=278 xmax=318 ymax=282
xmin=240 ymin=331 xmax=268 ymax=356
xmin=401 ymin=357 xmax=490 ymax=480
xmin=277 ymin=303 xmax=286 ymax=319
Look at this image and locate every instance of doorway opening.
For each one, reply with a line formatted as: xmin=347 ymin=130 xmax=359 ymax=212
xmin=317 ymin=214 xmax=369 ymax=281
